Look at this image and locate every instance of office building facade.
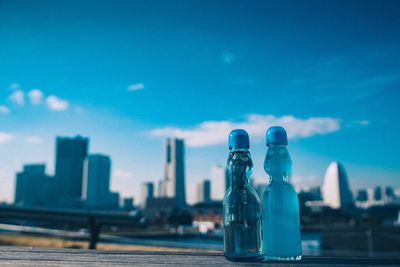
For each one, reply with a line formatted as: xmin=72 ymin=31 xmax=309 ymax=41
xmin=14 ymin=164 xmax=55 ymax=207
xmin=140 ymin=182 xmax=154 ymax=207
xmin=55 ymin=136 xmax=89 ymax=207
xmin=82 ymin=154 xmax=120 ymax=210
xmin=83 ymin=154 xmax=110 ymax=208
xmin=356 ymin=189 xmax=368 ymax=202
xmin=196 ymin=179 xmax=211 ymax=203
xmin=164 ymin=138 xmax=186 ymax=208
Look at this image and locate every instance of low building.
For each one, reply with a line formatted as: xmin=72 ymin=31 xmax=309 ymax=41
xmin=14 ymin=164 xmax=56 ymax=208
xmin=122 ymin=197 xmax=134 ymax=211
xmin=191 ymin=201 xmax=223 ymax=226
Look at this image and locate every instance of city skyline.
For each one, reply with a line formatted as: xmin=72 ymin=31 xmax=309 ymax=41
xmin=8 ymin=133 xmax=400 ymax=208
xmin=1 ymin=0 xmax=400 ymax=204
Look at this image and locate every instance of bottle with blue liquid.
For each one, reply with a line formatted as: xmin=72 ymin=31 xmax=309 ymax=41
xmin=223 ymin=129 xmax=262 ymax=262
xmin=262 ymin=126 xmax=302 ymax=261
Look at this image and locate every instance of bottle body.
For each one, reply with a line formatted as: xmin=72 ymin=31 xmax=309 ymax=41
xmin=223 ymin=149 xmax=262 ymax=261
xmin=262 ymin=145 xmax=302 ymax=261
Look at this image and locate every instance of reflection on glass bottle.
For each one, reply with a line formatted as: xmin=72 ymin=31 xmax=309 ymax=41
xmin=262 ymin=126 xmax=302 ymax=261
xmin=223 ymin=129 xmax=262 ymax=262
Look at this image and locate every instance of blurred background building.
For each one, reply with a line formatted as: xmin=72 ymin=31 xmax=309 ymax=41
xmin=82 ymin=154 xmax=119 ymax=210
xmin=140 ymin=182 xmax=154 ymax=208
xmin=196 ymin=179 xmax=211 ymax=203
xmin=322 ymin=161 xmax=354 ymax=210
xmin=164 ymin=138 xmax=186 ymax=208
xmin=14 ymin=164 xmax=55 ymax=208
xmin=55 ymin=136 xmax=89 ymax=208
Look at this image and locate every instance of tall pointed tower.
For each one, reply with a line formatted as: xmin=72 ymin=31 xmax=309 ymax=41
xmin=164 ymin=138 xmax=186 ymax=208
xmin=322 ymin=161 xmax=353 ymax=209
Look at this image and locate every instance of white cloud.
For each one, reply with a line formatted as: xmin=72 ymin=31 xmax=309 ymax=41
xmin=28 ymin=89 xmax=44 ymax=105
xmin=46 ymin=95 xmax=69 ymax=111
xmin=9 ymin=90 xmax=25 ymax=105
xmin=149 ymin=114 xmax=341 ymax=147
xmin=9 ymin=83 xmax=20 ymax=90
xmin=0 ymin=132 xmax=15 ymax=144
xmin=0 ymin=105 xmax=10 ymax=115
xmin=128 ymin=83 xmax=145 ymax=91
xmin=25 ymin=136 xmax=43 ymax=144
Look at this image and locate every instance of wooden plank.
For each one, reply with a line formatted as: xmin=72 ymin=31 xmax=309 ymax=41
xmin=0 ymin=246 xmax=399 ymax=266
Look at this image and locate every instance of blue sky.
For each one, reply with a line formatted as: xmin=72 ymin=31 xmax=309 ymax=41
xmin=0 ymin=0 xmax=400 ymax=204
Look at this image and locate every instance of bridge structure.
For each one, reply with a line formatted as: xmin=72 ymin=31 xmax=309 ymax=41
xmin=0 ymin=205 xmax=142 ymax=249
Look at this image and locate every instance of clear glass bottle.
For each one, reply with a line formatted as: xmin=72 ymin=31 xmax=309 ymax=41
xmin=262 ymin=126 xmax=302 ymax=261
xmin=223 ymin=129 xmax=262 ymax=262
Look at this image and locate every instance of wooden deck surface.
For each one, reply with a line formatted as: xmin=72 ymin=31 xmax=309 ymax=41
xmin=0 ymin=246 xmax=400 ymax=266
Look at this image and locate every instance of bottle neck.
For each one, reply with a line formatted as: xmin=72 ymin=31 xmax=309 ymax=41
xmin=227 ymin=148 xmax=253 ymax=189
xmin=264 ymin=144 xmax=292 ymax=183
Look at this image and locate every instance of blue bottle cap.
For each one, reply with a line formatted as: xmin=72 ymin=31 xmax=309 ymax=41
xmin=228 ymin=129 xmax=250 ymax=149
xmin=266 ymin=126 xmax=288 ymax=146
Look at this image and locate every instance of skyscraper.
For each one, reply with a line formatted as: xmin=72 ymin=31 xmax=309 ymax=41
xmin=384 ymin=186 xmax=395 ymax=201
xmin=367 ymin=188 xmax=375 ymax=202
xmin=374 ymin=186 xmax=383 ymax=201
xmin=164 ymin=138 xmax=186 ymax=208
xmin=210 ymin=165 xmax=228 ymax=201
xmin=55 ymin=136 xmax=89 ymax=207
xmin=82 ymin=154 xmax=120 ymax=210
xmin=196 ymin=179 xmax=211 ymax=203
xmin=356 ymin=189 xmax=368 ymax=202
xmin=140 ymin=182 xmax=154 ymax=207
xmin=14 ymin=164 xmax=55 ymax=207
xmin=157 ymin=179 xmax=165 ymax=198
xmin=322 ymin=161 xmax=353 ymax=209
xmin=82 ymin=154 xmax=112 ymax=209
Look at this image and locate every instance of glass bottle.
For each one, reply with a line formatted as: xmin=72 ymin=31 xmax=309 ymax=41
xmin=262 ymin=126 xmax=302 ymax=261
xmin=223 ymin=129 xmax=262 ymax=262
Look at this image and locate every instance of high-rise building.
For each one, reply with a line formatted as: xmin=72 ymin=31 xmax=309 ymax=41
xmin=356 ymin=189 xmax=368 ymax=202
xmin=122 ymin=197 xmax=134 ymax=211
xmin=196 ymin=179 xmax=211 ymax=203
xmin=157 ymin=179 xmax=165 ymax=198
xmin=322 ymin=161 xmax=353 ymax=209
xmin=82 ymin=154 xmax=120 ymax=210
xmin=374 ymin=186 xmax=382 ymax=201
xmin=108 ymin=192 xmax=120 ymax=209
xmin=210 ymin=165 xmax=228 ymax=201
xmin=140 ymin=182 xmax=154 ymax=207
xmin=14 ymin=164 xmax=55 ymax=207
xmin=82 ymin=154 xmax=112 ymax=209
xmin=367 ymin=188 xmax=375 ymax=202
xmin=164 ymin=138 xmax=186 ymax=208
xmin=55 ymin=136 xmax=89 ymax=207
xmin=384 ymin=186 xmax=395 ymax=201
